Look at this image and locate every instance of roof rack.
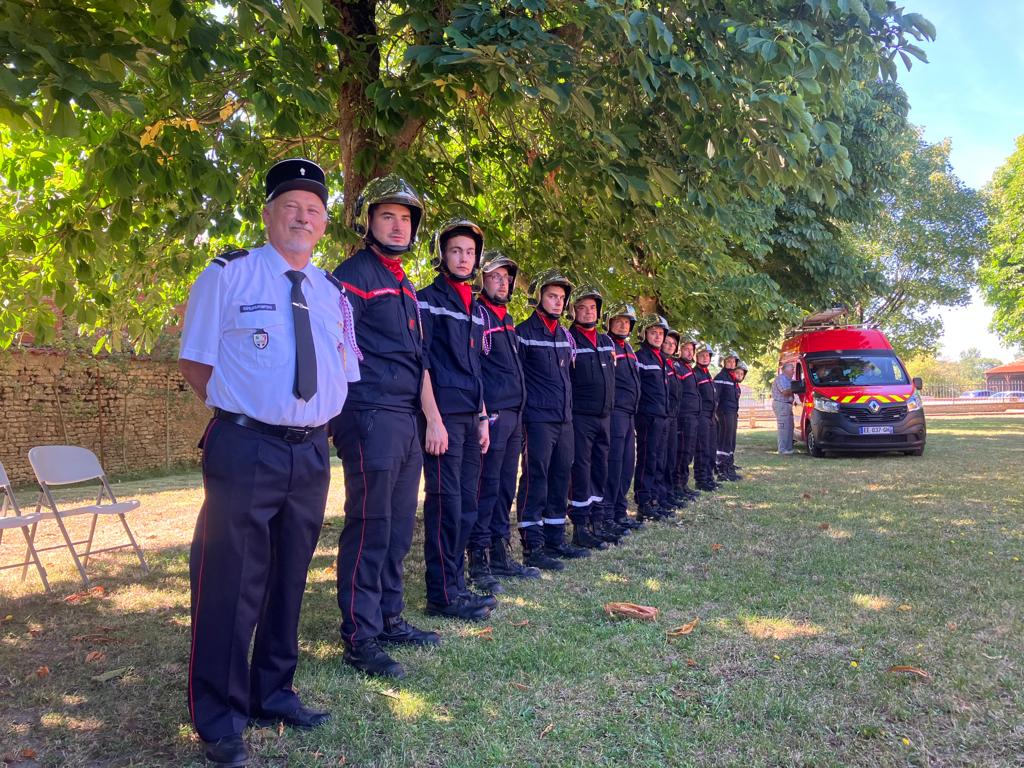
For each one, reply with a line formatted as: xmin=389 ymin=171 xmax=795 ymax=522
xmin=783 ymin=307 xmax=879 ymax=339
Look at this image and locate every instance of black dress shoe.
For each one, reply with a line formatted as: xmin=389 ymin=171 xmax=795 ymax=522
xmin=343 ymin=639 xmax=406 ymax=679
xmin=203 ymin=735 xmax=249 ymax=767
xmin=252 ymin=705 xmax=331 ymax=731
xmin=379 ymin=615 xmax=441 ymax=646
xmin=425 ymin=595 xmax=491 ymax=621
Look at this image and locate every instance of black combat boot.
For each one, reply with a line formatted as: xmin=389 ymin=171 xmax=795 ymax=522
xmin=636 ymin=502 xmax=658 ymax=523
xmin=572 ymin=522 xmax=608 ymax=550
xmin=489 ymin=538 xmax=541 ymax=579
xmin=545 ymin=541 xmax=591 ymax=559
xmin=592 ymin=519 xmax=622 ymax=545
xmin=425 ymin=595 xmax=491 ymax=622
xmin=343 ymin=639 xmax=406 ymax=679
xmin=460 ymin=589 xmax=498 ymax=610
xmin=615 ymin=515 xmax=644 ymax=530
xmin=379 ymin=615 xmax=441 ymax=647
xmin=467 ymin=547 xmax=504 ymax=594
xmin=522 ymin=544 xmax=565 ymax=571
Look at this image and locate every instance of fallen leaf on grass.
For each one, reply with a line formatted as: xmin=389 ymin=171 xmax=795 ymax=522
xmin=946 ymin=622 xmax=958 ymax=631
xmin=71 ymin=634 xmax=117 ymax=644
xmin=818 ymin=523 xmax=830 ymax=530
xmin=372 ymin=689 xmax=401 ymax=700
xmin=3 ymin=614 xmax=12 ymax=622
xmin=604 ymin=602 xmax=659 ymax=621
xmin=686 ymin=658 xmax=699 ymax=668
xmin=710 ymin=543 xmax=723 ymax=553
xmin=85 ymin=651 xmax=107 ymax=664
xmin=468 ymin=626 xmax=494 ymax=640
xmin=667 ymin=618 xmax=700 ymax=637
xmin=539 ymin=723 xmax=554 ymax=738
xmin=897 ymin=604 xmax=912 ymax=612
xmin=509 ymin=620 xmax=529 ymax=627
xmin=63 ymin=586 xmax=106 ymax=604
xmin=20 ymin=748 xmax=37 ymax=759
xmin=510 ymin=682 xmax=530 ymax=691
xmin=35 ymin=666 xmax=49 ymax=679
xmin=801 ymin=492 xmax=812 ymax=500
xmin=888 ymin=665 xmax=930 ymax=679
xmin=92 ymin=667 xmax=129 ymax=683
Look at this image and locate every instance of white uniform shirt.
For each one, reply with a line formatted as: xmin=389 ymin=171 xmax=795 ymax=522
xmin=179 ymin=243 xmax=360 ymax=426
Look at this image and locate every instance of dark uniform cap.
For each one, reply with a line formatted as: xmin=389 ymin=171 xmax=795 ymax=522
xmin=527 ymin=269 xmax=574 ymax=307
xmin=265 ymin=158 xmax=329 ymax=207
xmin=603 ymin=302 xmax=638 ymax=334
xmin=479 ymin=249 xmax=519 ymax=295
xmin=432 ymin=217 xmax=485 ymax=273
xmin=352 ymin=174 xmax=425 ymax=246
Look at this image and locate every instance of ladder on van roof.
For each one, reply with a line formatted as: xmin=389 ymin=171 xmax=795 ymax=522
xmin=783 ymin=306 xmax=879 ymax=339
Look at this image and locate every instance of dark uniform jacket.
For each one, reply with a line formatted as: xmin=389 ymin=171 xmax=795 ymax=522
xmin=666 ymin=359 xmax=683 ymax=418
xmin=417 ymin=275 xmax=485 ymax=416
xmin=333 ymin=248 xmax=425 ymax=412
xmin=610 ymin=338 xmax=641 ymax=414
xmin=694 ymin=363 xmax=717 ymax=416
xmin=516 ymin=311 xmax=573 ymax=423
xmin=636 ymin=342 xmax=669 ymax=418
xmin=714 ymin=368 xmax=741 ymax=414
xmin=569 ymin=326 xmax=616 ymax=418
xmin=478 ymin=298 xmax=525 ymax=413
xmin=677 ymin=360 xmax=701 ymax=416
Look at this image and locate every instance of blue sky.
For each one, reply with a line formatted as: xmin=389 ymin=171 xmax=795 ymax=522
xmin=897 ymin=0 xmax=1023 ymax=361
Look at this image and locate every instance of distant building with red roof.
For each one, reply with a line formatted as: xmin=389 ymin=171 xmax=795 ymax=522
xmin=985 ymin=360 xmax=1024 ymax=391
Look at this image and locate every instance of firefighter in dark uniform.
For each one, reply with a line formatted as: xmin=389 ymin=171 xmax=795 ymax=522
xmin=657 ymin=329 xmax=684 ymax=512
xmin=714 ymin=351 xmax=742 ymax=482
xmin=601 ymin=303 xmax=644 ymax=531
xmin=469 ymin=250 xmax=540 ymax=587
xmin=417 ymin=218 xmax=496 ymax=620
xmin=179 ymin=159 xmax=360 ymax=766
xmin=693 ymin=342 xmax=719 ymax=492
xmin=634 ymin=314 xmax=671 ymax=522
xmin=515 ymin=270 xmax=589 ymax=569
xmin=673 ymin=335 xmax=702 ymax=500
xmin=567 ymin=285 xmax=621 ymax=549
xmin=331 ymin=175 xmax=442 ymax=681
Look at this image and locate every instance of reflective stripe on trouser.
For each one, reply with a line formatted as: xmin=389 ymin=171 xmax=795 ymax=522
xmin=716 ymin=411 xmax=738 ymax=472
xmin=515 ymin=420 xmax=574 ymax=548
xmin=335 ymin=409 xmax=421 ymax=647
xmin=634 ymin=413 xmax=668 ymax=505
xmin=773 ymin=401 xmax=794 ymax=453
xmin=694 ymin=414 xmax=714 ymax=483
xmin=470 ymin=409 xmax=522 ymax=548
xmin=422 ymin=413 xmax=481 ymax=606
xmin=189 ymin=419 xmax=329 ymax=742
xmin=568 ymin=412 xmax=611 ymax=525
xmin=656 ymin=416 xmax=677 ymax=503
xmin=604 ymin=409 xmax=636 ymax=522
xmin=675 ymin=413 xmax=698 ymax=489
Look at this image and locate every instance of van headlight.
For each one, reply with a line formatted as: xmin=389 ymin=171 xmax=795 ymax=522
xmin=813 ymin=395 xmax=839 ymax=413
xmin=906 ymin=392 xmax=923 ymax=412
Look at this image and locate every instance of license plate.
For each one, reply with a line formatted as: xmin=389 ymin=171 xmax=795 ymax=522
xmin=859 ymin=426 xmax=894 ymax=435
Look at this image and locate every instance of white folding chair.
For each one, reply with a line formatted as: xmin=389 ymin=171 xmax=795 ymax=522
xmin=0 ymin=460 xmax=50 ymax=592
xmin=28 ymin=446 xmax=149 ymax=588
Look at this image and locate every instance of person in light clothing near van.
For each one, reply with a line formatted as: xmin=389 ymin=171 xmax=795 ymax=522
xmin=772 ymin=362 xmax=796 ymax=454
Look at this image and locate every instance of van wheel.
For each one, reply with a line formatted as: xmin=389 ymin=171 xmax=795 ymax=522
xmin=807 ymin=428 xmax=824 ymax=458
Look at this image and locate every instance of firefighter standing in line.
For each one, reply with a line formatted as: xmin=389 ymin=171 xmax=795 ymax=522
xmin=469 ymin=251 xmax=541 ymax=588
xmin=714 ymin=351 xmax=742 ymax=482
xmin=692 ymin=342 xmax=719 ymax=492
xmin=417 ymin=218 xmax=496 ymax=621
xmin=602 ymin=303 xmax=644 ymax=532
xmin=657 ymin=329 xmax=685 ymax=512
xmin=634 ymin=314 xmax=672 ymax=522
xmin=567 ymin=285 xmax=622 ymax=550
xmin=331 ymin=175 xmax=441 ymax=680
xmin=515 ymin=270 xmax=589 ymax=568
xmin=673 ymin=335 xmax=702 ymax=500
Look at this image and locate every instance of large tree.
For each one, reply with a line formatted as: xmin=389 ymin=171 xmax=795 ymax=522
xmin=980 ymin=134 xmax=1024 ymax=347
xmin=0 ymin=0 xmax=934 ymax=351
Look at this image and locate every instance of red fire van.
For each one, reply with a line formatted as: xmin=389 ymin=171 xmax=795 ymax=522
xmin=780 ymin=309 xmax=925 ymax=457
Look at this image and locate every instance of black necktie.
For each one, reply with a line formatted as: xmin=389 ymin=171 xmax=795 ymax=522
xmin=286 ymin=270 xmax=317 ymax=402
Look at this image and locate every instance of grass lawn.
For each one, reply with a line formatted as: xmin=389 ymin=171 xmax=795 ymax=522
xmin=2 ymin=416 xmax=1022 ymax=767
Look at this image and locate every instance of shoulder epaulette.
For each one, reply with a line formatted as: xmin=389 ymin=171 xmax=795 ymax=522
xmin=211 ymin=248 xmax=249 ymax=267
xmin=322 ymin=270 xmax=345 ymax=293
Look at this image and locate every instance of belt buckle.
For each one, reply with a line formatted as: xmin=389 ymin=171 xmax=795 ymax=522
xmin=283 ymin=427 xmax=310 ymax=443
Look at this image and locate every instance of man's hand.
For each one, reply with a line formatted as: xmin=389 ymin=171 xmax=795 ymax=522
xmin=424 ymin=417 xmax=449 ymax=456
xmin=179 ymin=359 xmax=213 ymax=402
xmin=478 ymin=418 xmax=490 ymax=454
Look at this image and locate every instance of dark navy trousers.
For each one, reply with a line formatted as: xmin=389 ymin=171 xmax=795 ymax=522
xmin=516 ymin=420 xmax=574 ymax=548
xmin=675 ymin=414 xmax=698 ymax=489
xmin=634 ymin=414 xmax=667 ymax=506
xmin=334 ymin=408 xmax=421 ymax=646
xmin=471 ymin=409 xmax=522 ymax=548
xmin=422 ymin=413 xmax=481 ymax=606
xmin=716 ymin=411 xmax=739 ymax=473
xmin=604 ymin=409 xmax=635 ymax=522
xmin=568 ymin=413 xmax=610 ymax=526
xmin=656 ymin=416 xmax=678 ymax=504
xmin=694 ymin=414 xmax=714 ymax=483
xmin=189 ymin=419 xmax=329 ymax=742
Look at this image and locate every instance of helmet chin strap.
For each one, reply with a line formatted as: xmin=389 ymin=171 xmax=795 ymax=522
xmin=539 ymin=307 xmax=563 ymax=320
xmin=609 ymin=330 xmax=628 ymax=340
xmin=443 ymin=267 xmax=476 ymax=283
xmin=483 ymin=290 xmax=510 ymax=305
xmin=575 ymin=320 xmax=597 ymax=329
xmin=367 ymin=232 xmax=412 ymax=255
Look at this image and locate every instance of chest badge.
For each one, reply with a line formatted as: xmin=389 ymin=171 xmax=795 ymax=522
xmin=253 ymin=329 xmax=269 ymax=350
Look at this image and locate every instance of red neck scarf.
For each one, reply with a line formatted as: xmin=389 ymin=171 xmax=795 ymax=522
xmin=575 ymin=325 xmax=598 ymax=347
xmin=537 ymin=312 xmax=558 ymax=335
xmin=481 ymin=296 xmax=507 ymax=320
xmin=651 ymin=347 xmax=664 ymax=366
xmin=445 ymin=276 xmax=472 ymax=312
xmin=615 ymin=338 xmax=626 ymax=348
xmin=373 ymin=247 xmax=405 ymax=284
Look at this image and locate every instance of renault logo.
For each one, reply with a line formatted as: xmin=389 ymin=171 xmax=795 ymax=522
xmin=868 ymin=400 xmax=881 ymax=414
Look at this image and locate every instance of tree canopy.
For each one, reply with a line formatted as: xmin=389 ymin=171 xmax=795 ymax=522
xmin=980 ymin=134 xmax=1024 ymax=348
xmin=0 ymin=0 xmax=936 ymax=353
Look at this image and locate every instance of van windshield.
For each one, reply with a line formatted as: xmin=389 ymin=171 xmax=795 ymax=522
xmin=805 ymin=352 xmax=908 ymax=387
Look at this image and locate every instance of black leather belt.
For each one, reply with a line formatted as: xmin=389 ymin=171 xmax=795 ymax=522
xmin=214 ymin=409 xmax=327 ymax=443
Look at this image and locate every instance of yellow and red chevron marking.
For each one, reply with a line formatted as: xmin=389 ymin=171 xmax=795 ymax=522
xmin=829 ymin=394 xmax=908 ymax=404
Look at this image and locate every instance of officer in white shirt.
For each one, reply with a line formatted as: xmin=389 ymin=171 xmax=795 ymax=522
xmin=178 ymin=158 xmax=359 ymax=768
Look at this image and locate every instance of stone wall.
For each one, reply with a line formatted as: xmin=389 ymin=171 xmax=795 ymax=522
xmin=0 ymin=350 xmax=211 ymax=487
